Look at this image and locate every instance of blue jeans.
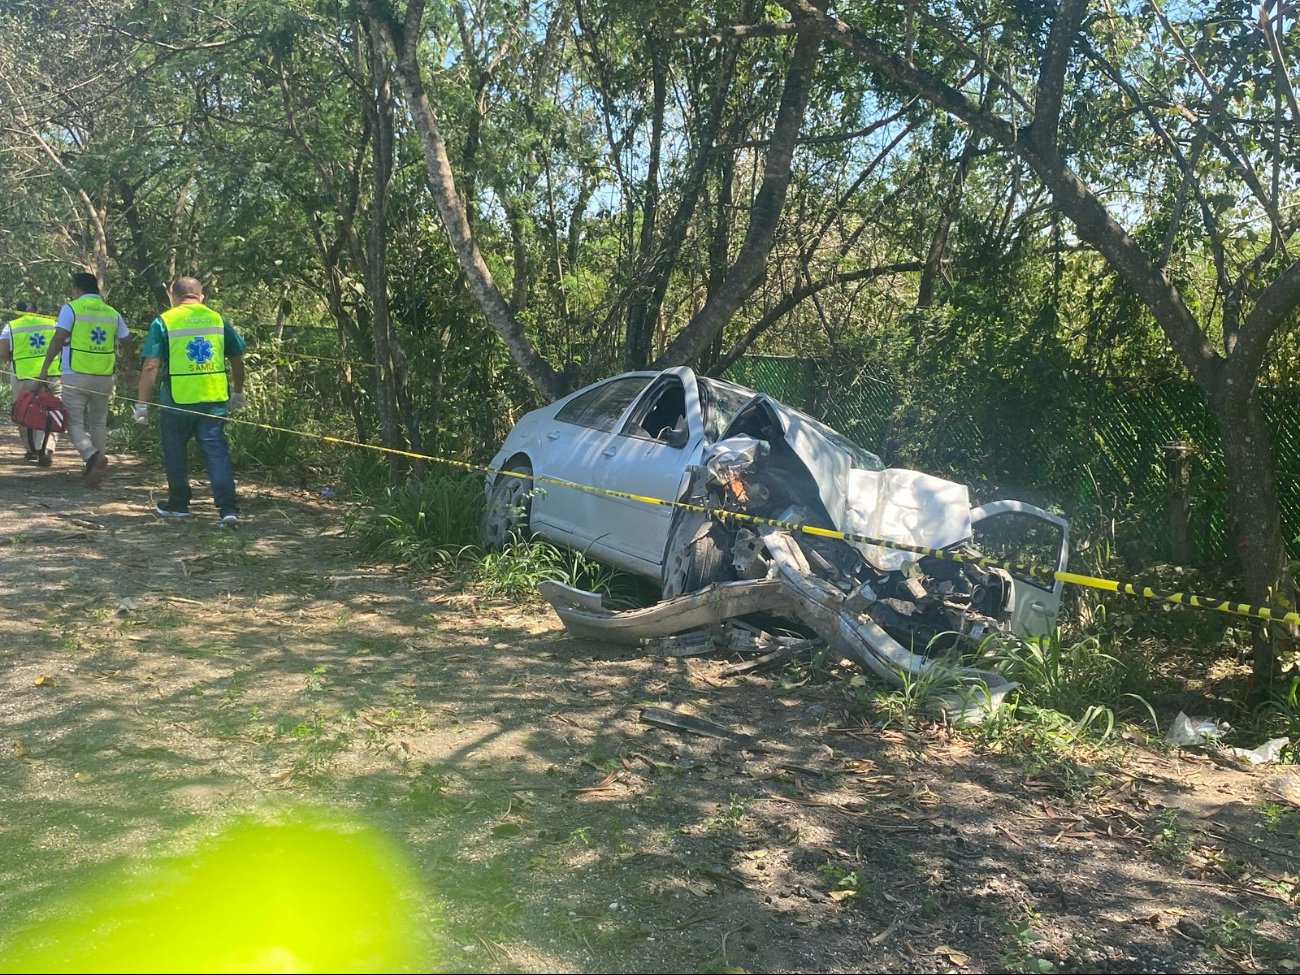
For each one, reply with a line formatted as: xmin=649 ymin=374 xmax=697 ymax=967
xmin=160 ymin=407 xmax=237 ymax=515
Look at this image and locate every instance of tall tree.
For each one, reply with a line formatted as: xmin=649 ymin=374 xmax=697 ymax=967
xmin=775 ymin=0 xmax=1300 ymax=684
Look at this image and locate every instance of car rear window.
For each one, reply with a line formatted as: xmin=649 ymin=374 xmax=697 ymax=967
xmin=555 ymin=376 xmax=652 ymax=432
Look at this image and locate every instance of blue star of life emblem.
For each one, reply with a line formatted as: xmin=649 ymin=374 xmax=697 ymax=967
xmin=28 ymin=333 xmax=45 ymax=349
xmin=186 ymin=336 xmax=215 ymax=364
xmin=90 ymin=326 xmax=107 ymax=344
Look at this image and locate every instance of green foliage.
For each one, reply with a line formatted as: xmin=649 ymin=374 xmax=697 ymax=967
xmin=344 ymin=469 xmax=634 ymax=601
xmin=988 ymin=632 xmax=1140 ymax=722
xmin=346 ymin=471 xmax=484 ymax=571
xmin=1249 ymin=676 xmax=1300 ymax=764
xmin=851 ymin=661 xmax=966 ymax=731
xmin=998 ymin=910 xmax=1055 ymax=973
xmin=1150 ymin=809 xmax=1193 ymax=863
xmin=974 ymin=629 xmax=1161 ymax=751
xmin=472 ymin=537 xmax=623 ymax=601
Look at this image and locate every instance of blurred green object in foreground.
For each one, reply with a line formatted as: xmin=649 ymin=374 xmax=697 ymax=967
xmin=2 ymin=810 xmax=435 ymax=973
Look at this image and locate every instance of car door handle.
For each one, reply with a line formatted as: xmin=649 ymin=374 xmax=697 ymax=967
xmin=546 ymin=431 xmax=561 ymax=441
xmin=601 ymin=446 xmax=617 ymax=457
xmin=1029 ymin=600 xmax=1048 ymax=613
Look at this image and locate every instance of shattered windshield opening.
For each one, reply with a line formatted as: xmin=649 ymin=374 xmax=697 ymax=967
xmin=699 ymin=377 xmax=760 ymax=442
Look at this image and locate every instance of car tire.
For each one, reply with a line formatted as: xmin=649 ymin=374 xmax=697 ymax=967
xmin=480 ymin=462 xmax=533 ymax=550
xmin=661 ymin=509 xmax=734 ymax=599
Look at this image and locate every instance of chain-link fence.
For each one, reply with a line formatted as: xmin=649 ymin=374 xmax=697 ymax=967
xmin=725 ymin=354 xmax=1300 ymax=565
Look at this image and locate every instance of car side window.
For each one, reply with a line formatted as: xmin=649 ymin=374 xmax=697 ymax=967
xmin=554 ymin=377 xmax=651 ymax=432
xmin=621 ymin=378 xmax=687 ymax=443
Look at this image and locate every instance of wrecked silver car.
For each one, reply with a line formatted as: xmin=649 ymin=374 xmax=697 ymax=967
xmin=483 ymin=366 xmax=1068 ymax=694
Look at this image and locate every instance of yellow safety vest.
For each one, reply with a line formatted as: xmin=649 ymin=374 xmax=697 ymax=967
xmin=7 ymin=314 xmax=62 ymax=379
xmin=67 ymin=295 xmax=120 ymax=375
xmin=161 ymin=303 xmax=228 ymax=404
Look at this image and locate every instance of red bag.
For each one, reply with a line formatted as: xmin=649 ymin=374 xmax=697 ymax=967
xmin=11 ymin=387 xmax=69 ymax=435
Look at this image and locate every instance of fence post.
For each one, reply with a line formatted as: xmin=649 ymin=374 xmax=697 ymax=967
xmin=1164 ymin=440 xmax=1194 ymax=565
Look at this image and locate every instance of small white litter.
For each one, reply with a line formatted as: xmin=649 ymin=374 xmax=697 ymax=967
xmin=1225 ymin=737 xmax=1291 ymax=765
xmin=1165 ymin=711 xmax=1226 ymax=746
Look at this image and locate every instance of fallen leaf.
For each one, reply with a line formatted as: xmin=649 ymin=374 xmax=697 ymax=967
xmin=490 ymin=823 xmax=523 ymax=837
xmin=12 ymin=739 xmax=28 ymax=757
xmin=742 ymin=848 xmax=769 ymax=860
xmin=934 ymin=944 xmax=970 ymax=966
xmin=828 ymin=889 xmax=856 ymax=902
xmin=73 ymin=772 xmax=91 ymax=783
xmin=33 ymin=675 xmax=55 ymax=687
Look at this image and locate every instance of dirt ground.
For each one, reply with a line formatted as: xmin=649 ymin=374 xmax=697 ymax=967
xmin=1 ymin=449 xmax=1298 ymax=973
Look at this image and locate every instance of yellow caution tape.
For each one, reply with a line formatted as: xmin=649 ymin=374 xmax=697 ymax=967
xmin=4 ymin=365 xmax=1296 ymax=628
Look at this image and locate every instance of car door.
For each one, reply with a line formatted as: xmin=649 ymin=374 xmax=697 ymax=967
xmin=970 ymin=501 xmax=1070 ymax=638
xmin=584 ymin=368 xmax=705 ymax=571
xmin=529 ymin=375 xmax=654 ymax=543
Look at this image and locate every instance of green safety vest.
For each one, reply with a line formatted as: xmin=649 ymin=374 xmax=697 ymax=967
xmin=7 ymin=314 xmax=61 ymax=379
xmin=67 ymin=295 xmax=120 ymax=375
xmin=161 ymin=303 xmax=228 ymax=404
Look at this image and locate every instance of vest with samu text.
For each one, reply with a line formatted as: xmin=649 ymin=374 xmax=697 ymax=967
xmin=161 ymin=303 xmax=228 ymax=404
xmin=7 ymin=314 xmax=62 ymax=379
xmin=67 ymin=295 xmax=120 ymax=375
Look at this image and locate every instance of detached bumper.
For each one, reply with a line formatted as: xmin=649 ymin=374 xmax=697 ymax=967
xmin=539 ymin=533 xmax=1017 ymax=724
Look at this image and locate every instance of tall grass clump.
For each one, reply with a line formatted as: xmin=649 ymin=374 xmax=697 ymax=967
xmin=473 ymin=537 xmax=625 ymax=600
xmin=346 ymin=471 xmax=484 ymax=571
xmin=982 ymin=628 xmax=1158 ymax=744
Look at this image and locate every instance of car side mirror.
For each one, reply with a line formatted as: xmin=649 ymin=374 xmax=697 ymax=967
xmin=664 ymin=425 xmax=690 ymax=448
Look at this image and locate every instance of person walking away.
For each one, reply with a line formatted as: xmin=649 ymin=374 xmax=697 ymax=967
xmin=0 ymin=300 xmax=61 ymax=465
xmin=37 ymin=272 xmax=129 ymax=485
xmin=135 ymin=276 xmax=247 ymax=526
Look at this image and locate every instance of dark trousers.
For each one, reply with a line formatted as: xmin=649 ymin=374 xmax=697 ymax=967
xmin=160 ymin=407 xmax=237 ymax=515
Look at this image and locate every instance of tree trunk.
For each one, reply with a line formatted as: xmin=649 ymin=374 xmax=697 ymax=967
xmin=623 ymin=37 xmax=667 ymax=369
xmin=653 ymin=15 xmax=822 ymax=368
xmin=1212 ymin=380 xmax=1288 ymax=690
xmin=371 ymin=1 xmax=565 ymax=401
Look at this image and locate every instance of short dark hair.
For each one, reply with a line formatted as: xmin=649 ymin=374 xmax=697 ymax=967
xmin=13 ymin=300 xmax=32 ymax=313
xmin=71 ymin=271 xmax=100 ymax=294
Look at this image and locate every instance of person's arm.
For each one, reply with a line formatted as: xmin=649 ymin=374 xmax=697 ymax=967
xmin=37 ymin=331 xmax=67 ymax=380
xmin=137 ymin=357 xmax=160 ymax=404
xmin=229 ymin=355 xmax=245 ymax=394
xmin=37 ymin=306 xmax=72 ymax=380
xmin=0 ymin=337 xmax=11 ymax=378
xmin=134 ymin=356 xmax=160 ymax=422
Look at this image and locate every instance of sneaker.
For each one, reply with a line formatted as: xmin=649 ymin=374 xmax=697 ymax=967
xmin=154 ymin=505 xmax=190 ymax=519
xmin=37 ymin=450 xmax=53 ymax=468
xmin=84 ymin=451 xmax=108 ymax=487
xmin=219 ymin=512 xmax=239 ymax=528
xmin=23 ymin=449 xmax=38 ymax=461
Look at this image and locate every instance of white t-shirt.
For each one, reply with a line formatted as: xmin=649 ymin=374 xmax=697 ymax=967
xmin=54 ymin=301 xmax=129 ymax=374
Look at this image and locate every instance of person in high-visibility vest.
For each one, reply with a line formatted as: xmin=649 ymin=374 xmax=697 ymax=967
xmin=0 ymin=300 xmax=62 ymax=465
xmin=38 ymin=271 xmax=130 ymax=486
xmin=135 ymin=276 xmax=247 ymax=526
